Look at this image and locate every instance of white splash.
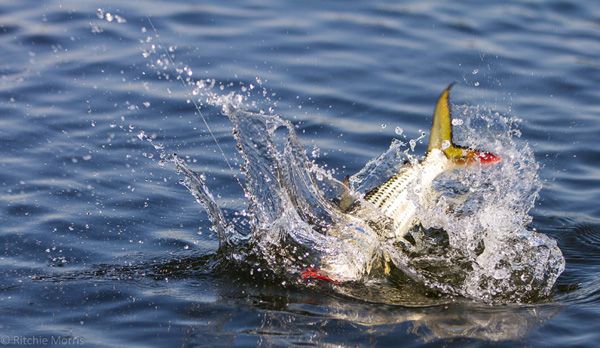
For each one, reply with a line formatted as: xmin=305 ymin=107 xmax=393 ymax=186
xmin=136 ymin=41 xmax=564 ymax=302
xmin=162 ymin=87 xmax=563 ymax=303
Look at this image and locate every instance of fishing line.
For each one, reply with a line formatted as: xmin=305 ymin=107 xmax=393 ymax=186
xmin=144 ymin=15 xmax=245 ymax=191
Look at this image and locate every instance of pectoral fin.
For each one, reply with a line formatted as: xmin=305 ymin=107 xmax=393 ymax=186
xmin=428 ymin=83 xmax=501 ymax=165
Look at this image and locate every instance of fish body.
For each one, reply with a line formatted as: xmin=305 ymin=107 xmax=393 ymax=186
xmin=363 ymin=84 xmax=500 ymax=239
xmin=364 ymin=148 xmax=451 ymax=239
xmin=307 ymin=84 xmax=500 ymax=282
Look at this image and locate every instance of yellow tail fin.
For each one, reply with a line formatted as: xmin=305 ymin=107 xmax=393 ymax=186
xmin=428 ymin=83 xmax=455 ymax=153
xmin=428 ymin=84 xmax=501 ymax=165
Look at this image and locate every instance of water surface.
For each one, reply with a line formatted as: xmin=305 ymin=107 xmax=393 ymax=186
xmin=1 ymin=0 xmax=600 ymax=346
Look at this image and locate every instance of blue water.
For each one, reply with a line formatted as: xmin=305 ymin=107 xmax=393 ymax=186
xmin=1 ymin=0 xmax=600 ymax=346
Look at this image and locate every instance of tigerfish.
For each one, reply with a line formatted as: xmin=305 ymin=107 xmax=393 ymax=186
xmin=362 ymin=83 xmax=501 ymax=237
xmin=304 ymin=84 xmax=501 ymax=282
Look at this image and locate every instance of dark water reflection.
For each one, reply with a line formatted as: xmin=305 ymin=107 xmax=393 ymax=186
xmin=29 ymin=257 xmax=562 ymax=346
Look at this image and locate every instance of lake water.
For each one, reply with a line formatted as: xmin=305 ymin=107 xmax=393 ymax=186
xmin=2 ymin=0 xmax=600 ymax=347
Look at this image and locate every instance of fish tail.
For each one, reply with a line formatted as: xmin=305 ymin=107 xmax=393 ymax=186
xmin=427 ymin=83 xmax=501 ymax=165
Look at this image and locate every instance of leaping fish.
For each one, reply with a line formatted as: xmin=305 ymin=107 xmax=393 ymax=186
xmin=363 ymin=83 xmax=501 ymax=238
xmin=303 ymin=84 xmax=501 ymax=282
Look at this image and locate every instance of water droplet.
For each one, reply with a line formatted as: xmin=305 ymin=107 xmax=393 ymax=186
xmin=452 ymin=118 xmax=463 ymax=126
xmin=441 ymin=140 xmax=451 ymax=150
xmin=90 ymin=23 xmax=103 ymax=34
xmin=381 ymin=124 xmax=387 ymax=129
xmin=395 ymin=127 xmax=403 ymax=135
xmin=409 ymin=139 xmax=417 ymax=151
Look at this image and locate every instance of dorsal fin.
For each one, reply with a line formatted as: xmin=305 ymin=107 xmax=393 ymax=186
xmin=337 ymin=175 xmax=355 ymax=212
xmin=427 ymin=83 xmax=455 ymax=152
xmin=342 ymin=175 xmax=350 ymax=189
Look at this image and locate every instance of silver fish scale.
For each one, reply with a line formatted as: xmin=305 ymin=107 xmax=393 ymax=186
xmin=365 ymin=149 xmax=451 ymax=238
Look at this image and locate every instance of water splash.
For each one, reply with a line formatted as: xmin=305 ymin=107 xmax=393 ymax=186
xmin=213 ymin=105 xmax=382 ymax=283
xmin=157 ymin=87 xmax=564 ymax=303
xmin=362 ymin=105 xmax=565 ymax=303
xmin=136 ymin=37 xmax=564 ymax=302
